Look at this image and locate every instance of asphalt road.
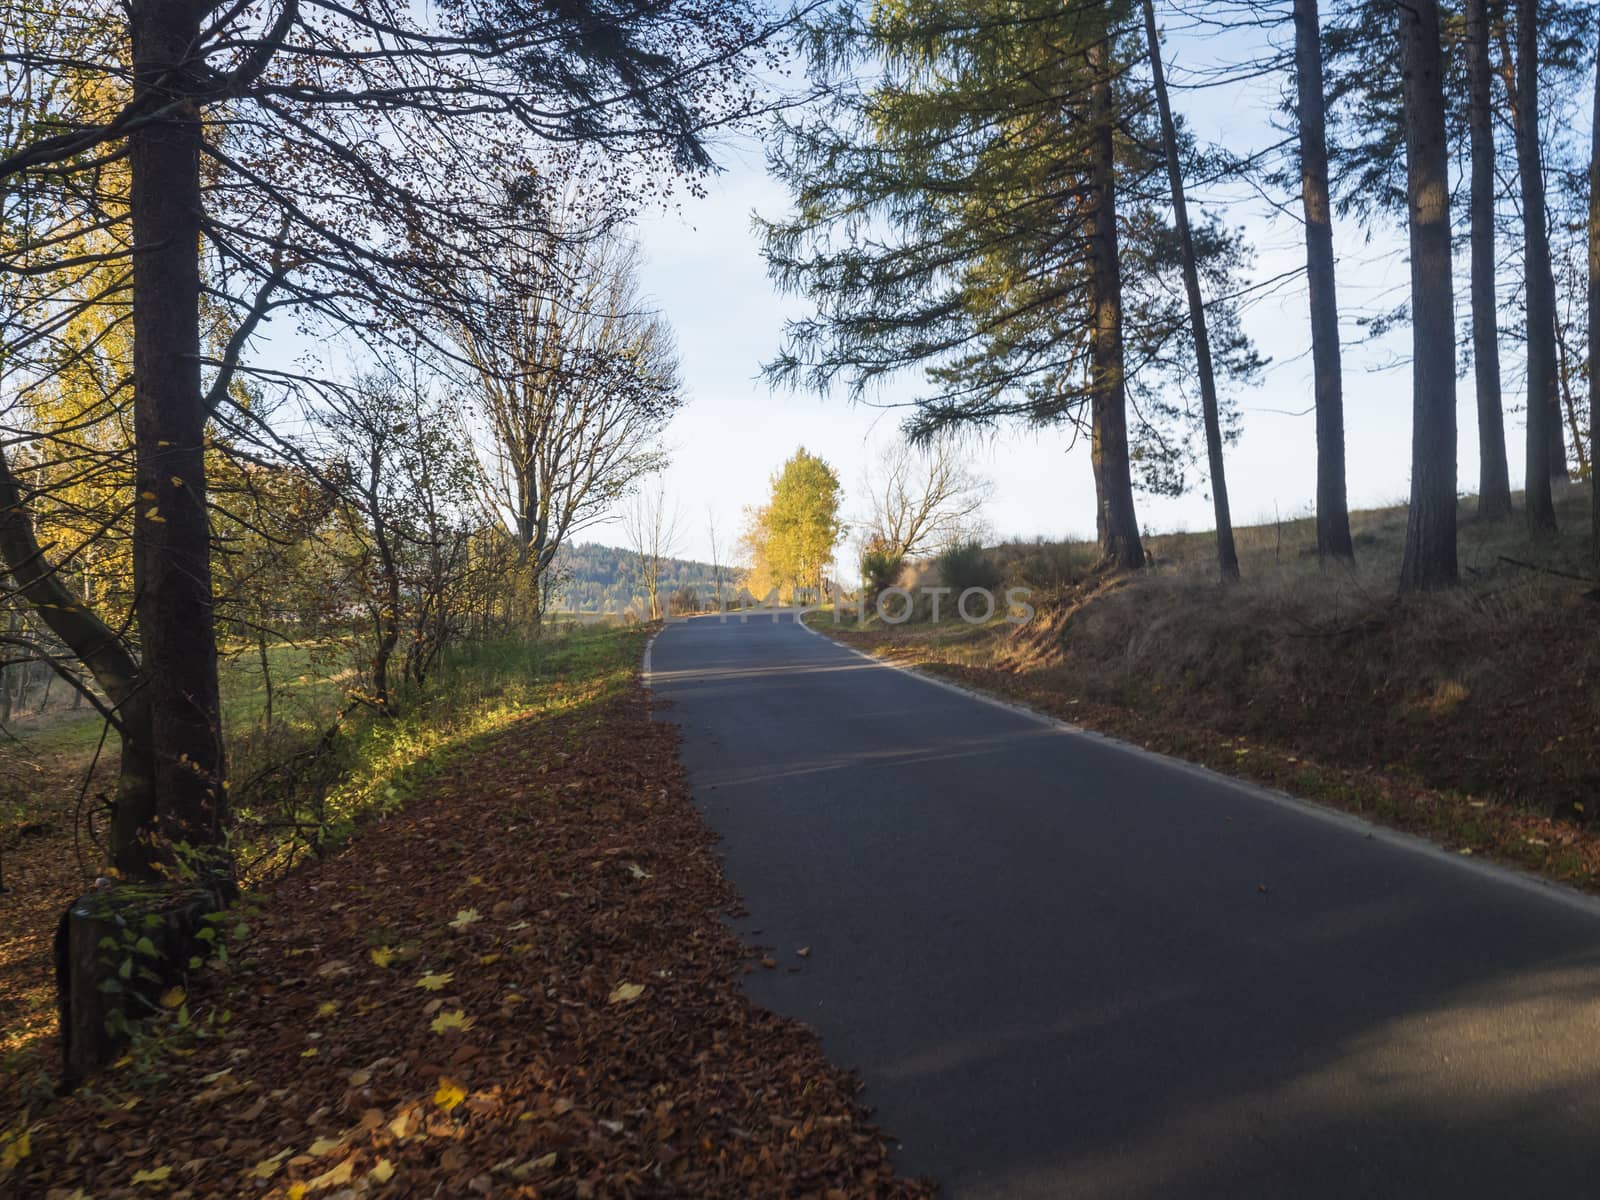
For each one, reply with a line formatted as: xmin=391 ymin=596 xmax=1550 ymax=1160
xmin=648 ymin=612 xmax=1600 ymax=1198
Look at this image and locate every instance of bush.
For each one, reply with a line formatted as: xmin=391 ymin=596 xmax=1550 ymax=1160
xmin=668 ymin=587 xmax=700 ymax=616
xmin=995 ymin=538 xmax=1094 ymax=592
xmin=935 ymin=540 xmax=1001 ymax=595
xmin=859 ymin=535 xmax=905 ymax=600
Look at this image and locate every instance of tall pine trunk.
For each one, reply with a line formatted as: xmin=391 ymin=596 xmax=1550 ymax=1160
xmin=1087 ymin=39 xmax=1146 ymax=572
xmin=1589 ymin=18 xmax=1599 ymax=566
xmin=1141 ymin=0 xmax=1238 ymax=581
xmin=1292 ymin=0 xmax=1354 ymax=560
xmin=1397 ymin=0 xmax=1458 ymax=591
xmin=1464 ymin=0 xmax=1513 ymax=520
xmin=129 ymin=0 xmax=230 ymax=875
xmin=1513 ymin=0 xmax=1561 ymax=530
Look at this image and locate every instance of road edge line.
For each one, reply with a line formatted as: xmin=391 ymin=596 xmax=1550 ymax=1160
xmin=796 ymin=613 xmax=1600 ymax=920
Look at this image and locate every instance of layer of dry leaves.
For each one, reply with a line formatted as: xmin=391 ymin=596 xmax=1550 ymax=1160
xmin=2 ymin=678 xmax=930 ymax=1199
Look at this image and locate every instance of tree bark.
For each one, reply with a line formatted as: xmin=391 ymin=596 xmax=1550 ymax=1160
xmin=1464 ymin=0 xmax=1513 ymax=520
xmin=1512 ymin=0 xmax=1561 ymax=530
xmin=129 ymin=0 xmax=229 ymax=873
xmin=1397 ymin=0 xmax=1458 ymax=591
xmin=1141 ymin=0 xmax=1238 ymax=581
xmin=1589 ymin=16 xmax=1600 ymax=566
xmin=1292 ymin=0 xmax=1354 ymax=560
xmin=1087 ymin=41 xmax=1146 ymax=572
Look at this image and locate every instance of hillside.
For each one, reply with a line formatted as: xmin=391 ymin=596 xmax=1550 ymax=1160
xmin=550 ymin=541 xmax=731 ymax=613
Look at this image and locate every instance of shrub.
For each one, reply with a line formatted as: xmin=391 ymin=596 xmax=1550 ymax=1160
xmin=936 ymin=540 xmax=1001 ymax=595
xmin=996 ymin=538 xmax=1094 ymax=592
xmin=859 ymin=535 xmax=905 ymax=600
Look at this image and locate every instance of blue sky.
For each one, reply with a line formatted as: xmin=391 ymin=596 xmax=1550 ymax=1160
xmin=623 ymin=17 xmax=1564 ymax=567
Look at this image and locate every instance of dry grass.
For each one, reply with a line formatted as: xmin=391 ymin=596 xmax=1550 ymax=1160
xmin=826 ymin=483 xmax=1600 ymax=825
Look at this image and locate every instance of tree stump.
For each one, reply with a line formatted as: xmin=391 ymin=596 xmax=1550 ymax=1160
xmin=56 ymin=883 xmax=224 ymax=1089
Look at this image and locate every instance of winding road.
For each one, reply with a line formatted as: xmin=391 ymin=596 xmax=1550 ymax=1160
xmin=648 ymin=612 xmax=1600 ymax=1198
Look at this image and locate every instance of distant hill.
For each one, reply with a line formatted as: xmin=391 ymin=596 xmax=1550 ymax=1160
xmin=549 ymin=541 xmax=733 ymax=613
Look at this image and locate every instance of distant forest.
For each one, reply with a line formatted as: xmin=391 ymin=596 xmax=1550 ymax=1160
xmin=550 ymin=542 xmax=731 ymax=613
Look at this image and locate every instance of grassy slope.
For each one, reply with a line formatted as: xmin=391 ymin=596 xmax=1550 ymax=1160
xmin=812 ymin=483 xmax=1600 ymax=891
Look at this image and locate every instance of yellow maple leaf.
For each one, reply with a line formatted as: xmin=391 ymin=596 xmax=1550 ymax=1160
xmin=369 ymin=1158 xmax=396 ymax=1183
xmin=414 ymin=971 xmax=454 ymax=992
xmin=369 ymin=946 xmax=396 ymax=968
xmin=433 ymin=1078 xmax=467 ymax=1110
xmin=311 ymin=1159 xmax=353 ymax=1189
xmin=131 ymin=1165 xmax=172 ymax=1184
xmin=608 ymin=982 xmax=645 ymax=1005
xmin=447 ymin=908 xmax=481 ymax=931
xmin=288 ymin=1184 xmax=309 ymax=1200
xmin=300 ymin=1047 xmax=319 ymax=1058
xmin=430 ymin=1008 xmax=475 ymax=1034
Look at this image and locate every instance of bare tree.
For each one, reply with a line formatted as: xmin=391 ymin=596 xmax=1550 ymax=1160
xmin=455 ymin=216 xmax=682 ymax=624
xmin=707 ymin=509 xmax=725 ymax=610
xmin=863 ymin=437 xmax=992 ymax=562
xmin=624 ymin=482 xmax=681 ymax=621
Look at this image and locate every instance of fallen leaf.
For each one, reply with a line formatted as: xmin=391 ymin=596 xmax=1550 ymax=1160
xmin=131 ymin=1166 xmax=171 ymax=1184
xmin=431 ymin=1008 xmax=476 ymax=1034
xmin=369 ymin=1158 xmax=395 ymax=1183
xmin=159 ymin=986 xmax=186 ymax=1009
xmin=415 ymin=971 xmax=454 ymax=992
xmin=310 ymin=1158 xmax=353 ymax=1189
xmin=369 ymin=946 xmax=396 ymax=968
xmin=608 ymin=982 xmax=645 ymax=1004
xmin=448 ymin=909 xmax=481 ymax=931
xmin=434 ymin=1078 xmax=467 ymax=1111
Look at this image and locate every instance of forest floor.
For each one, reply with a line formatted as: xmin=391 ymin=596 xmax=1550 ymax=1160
xmin=0 ymin=627 xmax=926 ymax=1199
xmin=811 ymin=483 xmax=1600 ymax=895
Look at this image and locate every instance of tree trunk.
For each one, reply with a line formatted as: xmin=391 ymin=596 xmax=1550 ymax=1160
xmin=1292 ymin=0 xmax=1354 ymax=560
xmin=1397 ymin=0 xmax=1459 ymax=591
xmin=1141 ymin=0 xmax=1238 ymax=581
xmin=1087 ymin=41 xmax=1146 ymax=572
xmin=1589 ymin=17 xmax=1599 ymax=567
xmin=129 ymin=0 xmax=229 ymax=873
xmin=1513 ymin=0 xmax=1560 ymax=531
xmin=257 ymin=632 xmax=274 ymax=729
xmin=1464 ymin=0 xmax=1513 ymax=520
xmin=0 ymin=449 xmax=157 ymax=877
